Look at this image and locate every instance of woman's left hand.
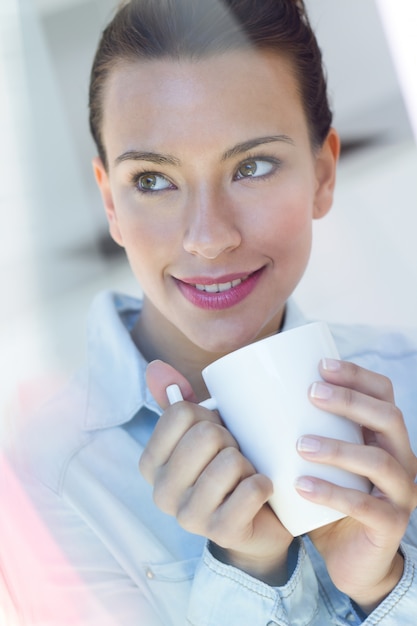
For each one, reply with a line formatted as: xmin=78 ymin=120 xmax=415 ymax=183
xmin=295 ymin=359 xmax=417 ymax=614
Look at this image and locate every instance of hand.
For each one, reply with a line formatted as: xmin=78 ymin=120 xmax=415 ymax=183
xmin=140 ymin=360 xmax=293 ymax=586
xmin=295 ymin=359 xmax=417 ymax=613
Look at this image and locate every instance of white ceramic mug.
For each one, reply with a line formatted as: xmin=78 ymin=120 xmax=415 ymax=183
xmin=167 ymin=322 xmax=370 ymax=536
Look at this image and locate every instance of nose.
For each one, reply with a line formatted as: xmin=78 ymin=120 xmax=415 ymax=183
xmin=183 ymin=188 xmax=241 ymax=259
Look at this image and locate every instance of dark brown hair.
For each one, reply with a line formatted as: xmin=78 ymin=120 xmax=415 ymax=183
xmin=89 ymin=0 xmax=332 ymax=168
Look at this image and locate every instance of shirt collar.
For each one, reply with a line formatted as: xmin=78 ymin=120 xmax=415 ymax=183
xmin=281 ymin=298 xmax=307 ymax=331
xmin=83 ymin=291 xmax=159 ymax=430
xmin=83 ymin=291 xmax=306 ymax=431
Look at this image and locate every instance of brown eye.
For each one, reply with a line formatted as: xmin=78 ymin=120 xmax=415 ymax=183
xmin=136 ymin=172 xmax=173 ymax=192
xmin=237 ymin=160 xmax=258 ymax=178
xmin=235 ymin=158 xmax=278 ymax=181
xmin=139 ymin=174 xmax=158 ymax=189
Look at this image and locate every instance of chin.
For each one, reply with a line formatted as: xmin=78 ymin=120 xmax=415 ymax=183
xmin=192 ymin=329 xmax=261 ymax=359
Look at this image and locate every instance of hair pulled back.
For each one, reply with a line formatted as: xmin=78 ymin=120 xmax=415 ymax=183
xmin=89 ymin=0 xmax=332 ymax=168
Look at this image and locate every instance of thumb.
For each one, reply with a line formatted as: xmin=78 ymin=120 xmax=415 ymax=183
xmin=146 ymin=360 xmax=198 ymax=410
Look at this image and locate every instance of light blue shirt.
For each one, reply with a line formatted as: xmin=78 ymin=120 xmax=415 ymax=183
xmin=2 ymin=291 xmax=417 ymax=625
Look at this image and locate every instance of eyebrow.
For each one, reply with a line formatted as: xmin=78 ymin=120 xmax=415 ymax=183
xmin=114 ymin=135 xmax=295 ymax=168
xmin=221 ymin=135 xmax=295 ymax=161
xmin=114 ymin=151 xmax=181 ymax=167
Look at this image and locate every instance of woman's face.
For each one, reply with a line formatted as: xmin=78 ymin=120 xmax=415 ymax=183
xmin=94 ymin=49 xmax=339 ymax=362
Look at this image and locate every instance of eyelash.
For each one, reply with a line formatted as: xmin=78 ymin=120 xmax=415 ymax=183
xmin=233 ymin=154 xmax=282 ymax=182
xmin=129 ymin=154 xmax=282 ymax=194
xmin=129 ymin=170 xmax=176 ymax=194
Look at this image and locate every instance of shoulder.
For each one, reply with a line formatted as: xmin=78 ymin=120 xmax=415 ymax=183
xmin=4 ymin=369 xmax=94 ymax=494
xmin=329 ymin=322 xmax=417 ymax=447
xmin=329 ymin=322 xmax=417 ymax=373
xmin=4 ymin=290 xmax=147 ymax=494
xmin=329 ymin=322 xmax=417 ymax=388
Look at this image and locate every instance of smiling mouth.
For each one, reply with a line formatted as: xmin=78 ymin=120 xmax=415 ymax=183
xmin=193 ymin=277 xmax=247 ymax=293
xmin=176 ymin=268 xmax=263 ymax=310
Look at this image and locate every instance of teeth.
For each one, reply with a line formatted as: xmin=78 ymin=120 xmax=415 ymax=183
xmin=205 ymin=283 xmax=221 ymax=293
xmin=195 ymin=278 xmax=244 ymax=293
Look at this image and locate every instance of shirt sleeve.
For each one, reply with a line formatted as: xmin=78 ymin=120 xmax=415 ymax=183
xmin=303 ymin=523 xmax=417 ymax=626
xmin=188 ymin=533 xmax=417 ymax=626
xmin=356 ymin=541 xmax=417 ymax=626
xmin=187 ymin=538 xmax=334 ymax=625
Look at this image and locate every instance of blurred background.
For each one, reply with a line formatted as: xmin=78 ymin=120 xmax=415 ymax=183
xmin=1 ymin=0 xmax=416 ymax=422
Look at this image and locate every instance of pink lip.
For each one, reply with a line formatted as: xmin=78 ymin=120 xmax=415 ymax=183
xmin=175 ymin=268 xmax=264 ymax=310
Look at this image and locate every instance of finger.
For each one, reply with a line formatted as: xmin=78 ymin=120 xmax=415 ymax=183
xmin=173 ymin=447 xmax=256 ymax=533
xmin=139 ymin=400 xmax=221 ymax=484
xmin=212 ymin=474 xmax=274 ymax=545
xmin=146 ymin=360 xmax=198 ymax=409
xmin=165 ymin=421 xmax=239 ymax=487
xmin=153 ymin=422 xmax=239 ymax=514
xmin=297 ymin=435 xmax=414 ymax=507
xmin=295 ymin=475 xmax=415 ymax=541
xmin=308 ymin=382 xmax=411 ymax=466
xmin=318 ymin=359 xmax=395 ymax=403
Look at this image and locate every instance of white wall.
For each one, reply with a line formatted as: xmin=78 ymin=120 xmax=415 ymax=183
xmin=294 ymin=139 xmax=417 ymax=328
xmin=295 ymin=0 xmax=417 ymax=327
xmin=306 ymin=0 xmax=410 ymax=140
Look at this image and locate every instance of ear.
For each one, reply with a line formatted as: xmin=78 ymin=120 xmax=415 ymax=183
xmin=312 ymin=128 xmax=340 ymax=220
xmin=92 ymin=156 xmax=124 ymax=247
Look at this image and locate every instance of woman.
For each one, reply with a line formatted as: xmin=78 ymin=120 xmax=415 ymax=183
xmin=3 ymin=1 xmax=417 ymax=624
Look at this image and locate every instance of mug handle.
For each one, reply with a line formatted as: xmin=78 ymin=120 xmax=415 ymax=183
xmin=166 ymin=384 xmax=217 ymax=411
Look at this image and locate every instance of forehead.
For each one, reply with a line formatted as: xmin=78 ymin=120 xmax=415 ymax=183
xmin=101 ymin=50 xmax=308 ymax=158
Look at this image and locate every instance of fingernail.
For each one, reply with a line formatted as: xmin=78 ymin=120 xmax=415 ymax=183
xmin=297 ymin=436 xmax=321 ymax=453
xmin=166 ymin=384 xmax=184 ymax=405
xmin=295 ymin=477 xmax=316 ymax=493
xmin=321 ymin=358 xmax=341 ymax=372
xmin=310 ymin=381 xmax=333 ymax=400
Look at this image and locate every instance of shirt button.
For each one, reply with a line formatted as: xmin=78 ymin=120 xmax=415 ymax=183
xmin=346 ymin=612 xmax=356 ymax=622
xmin=145 ymin=567 xmax=155 ymax=580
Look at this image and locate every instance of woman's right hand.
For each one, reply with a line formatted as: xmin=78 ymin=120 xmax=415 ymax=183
xmin=140 ymin=359 xmax=294 ymax=586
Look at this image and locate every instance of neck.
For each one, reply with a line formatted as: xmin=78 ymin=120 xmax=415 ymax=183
xmin=132 ymin=297 xmax=286 ymax=402
xmin=131 ymin=301 xmax=221 ymax=402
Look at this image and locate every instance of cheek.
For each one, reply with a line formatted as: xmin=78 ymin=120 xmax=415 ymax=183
xmin=116 ymin=210 xmax=182 ymax=284
xmin=113 ymin=194 xmax=179 ymax=249
xmin=252 ymin=189 xmax=314 ymax=258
